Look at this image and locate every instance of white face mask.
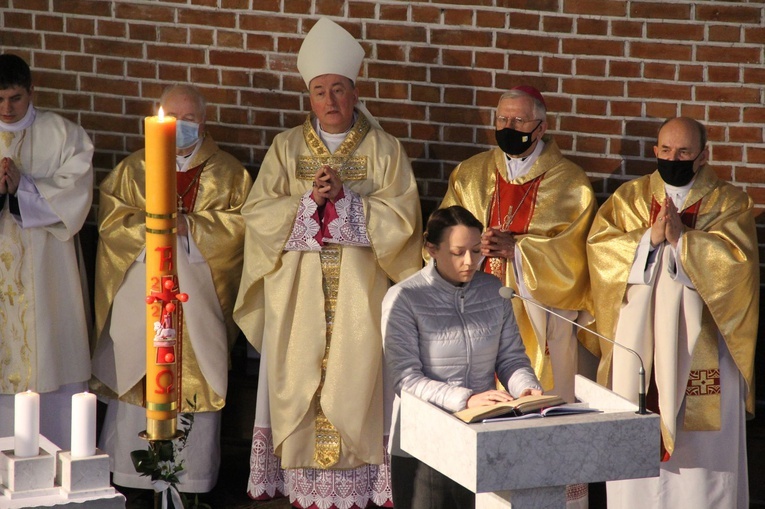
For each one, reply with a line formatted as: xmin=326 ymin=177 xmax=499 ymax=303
xmin=176 ymin=119 xmax=200 ymax=149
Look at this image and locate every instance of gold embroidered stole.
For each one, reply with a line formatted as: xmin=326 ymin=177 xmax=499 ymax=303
xmin=298 ymin=114 xmax=370 ymax=468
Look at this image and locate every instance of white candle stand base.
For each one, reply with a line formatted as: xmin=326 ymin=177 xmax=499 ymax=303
xmin=56 ymin=450 xmax=117 ymax=499
xmin=0 ymin=448 xmax=59 ymax=499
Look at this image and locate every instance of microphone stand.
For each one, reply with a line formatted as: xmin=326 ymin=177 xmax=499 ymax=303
xmin=499 ymin=287 xmax=648 ymax=415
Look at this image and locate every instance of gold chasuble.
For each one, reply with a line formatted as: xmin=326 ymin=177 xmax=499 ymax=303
xmin=234 ymin=112 xmax=422 ymax=469
xmin=92 ymin=135 xmax=252 ymax=413
xmin=440 ymin=137 xmax=596 ymax=390
xmin=587 ymin=167 xmax=758 ymax=455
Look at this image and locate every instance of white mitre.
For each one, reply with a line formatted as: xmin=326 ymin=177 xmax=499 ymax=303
xmin=296 ymin=17 xmax=381 ymax=129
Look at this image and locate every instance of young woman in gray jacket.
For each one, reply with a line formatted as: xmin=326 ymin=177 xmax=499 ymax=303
xmin=382 ymin=205 xmax=542 ymax=509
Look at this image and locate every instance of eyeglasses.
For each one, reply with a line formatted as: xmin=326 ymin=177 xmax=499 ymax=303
xmin=496 ymin=116 xmax=541 ymax=129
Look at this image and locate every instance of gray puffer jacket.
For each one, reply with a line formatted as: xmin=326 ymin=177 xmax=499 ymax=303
xmin=382 ymin=261 xmax=541 ymax=454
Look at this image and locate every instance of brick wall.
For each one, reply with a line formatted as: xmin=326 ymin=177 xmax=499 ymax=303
xmin=2 ymin=0 xmax=764 ymax=220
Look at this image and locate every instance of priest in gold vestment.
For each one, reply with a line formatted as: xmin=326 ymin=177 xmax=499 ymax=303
xmin=233 ymin=18 xmax=422 ymax=509
xmin=587 ymin=117 xmax=758 ymax=509
xmin=0 ymin=54 xmax=93 ymax=450
xmin=91 ymin=84 xmax=253 ymax=492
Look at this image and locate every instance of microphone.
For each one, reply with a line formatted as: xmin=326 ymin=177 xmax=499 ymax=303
xmin=499 ymin=286 xmax=648 ymax=415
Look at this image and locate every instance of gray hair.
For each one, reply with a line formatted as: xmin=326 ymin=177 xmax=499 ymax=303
xmin=160 ymin=84 xmax=207 ymax=120
xmin=497 ymin=89 xmax=546 ymax=120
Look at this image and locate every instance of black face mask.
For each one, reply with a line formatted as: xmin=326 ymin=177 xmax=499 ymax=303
xmin=656 ymin=154 xmax=700 ymax=187
xmin=495 ymin=121 xmax=541 ymax=156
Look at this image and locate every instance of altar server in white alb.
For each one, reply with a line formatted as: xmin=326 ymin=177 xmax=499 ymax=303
xmin=91 ymin=84 xmax=252 ymax=492
xmin=234 ymin=17 xmax=422 ymax=509
xmin=0 ymin=54 xmax=94 ymax=449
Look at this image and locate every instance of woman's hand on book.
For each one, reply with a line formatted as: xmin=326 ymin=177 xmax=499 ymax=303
xmin=466 ymin=389 xmax=514 ymax=408
xmin=518 ymin=387 xmax=544 ymax=398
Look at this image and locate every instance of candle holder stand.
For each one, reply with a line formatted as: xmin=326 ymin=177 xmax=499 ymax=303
xmin=0 ymin=447 xmax=58 ymax=500
xmin=56 ymin=449 xmax=117 ymax=499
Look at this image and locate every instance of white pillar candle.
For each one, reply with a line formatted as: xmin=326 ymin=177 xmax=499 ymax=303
xmin=14 ymin=390 xmax=40 ymax=457
xmin=71 ymin=392 xmax=97 ymax=458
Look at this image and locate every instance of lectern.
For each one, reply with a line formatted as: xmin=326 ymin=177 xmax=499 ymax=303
xmin=400 ymin=375 xmax=660 ymax=508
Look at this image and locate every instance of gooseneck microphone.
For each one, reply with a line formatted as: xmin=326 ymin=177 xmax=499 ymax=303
xmin=499 ymin=286 xmax=648 ymax=415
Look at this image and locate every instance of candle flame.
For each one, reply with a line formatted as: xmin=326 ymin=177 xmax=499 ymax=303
xmin=158 ymin=106 xmax=165 ymax=121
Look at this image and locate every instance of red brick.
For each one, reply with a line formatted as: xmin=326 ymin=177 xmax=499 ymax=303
xmin=159 ymin=27 xmax=188 ymax=44
xmin=283 ymin=0 xmax=310 ymax=14
xmin=85 ymin=38 xmax=143 ymax=58
xmin=159 ymin=65 xmax=188 ymax=82
xmin=190 ymin=67 xmax=220 ymax=86
xmin=744 ymin=67 xmax=765 ymax=86
xmin=34 ymin=53 xmax=62 ymax=70
xmin=706 ymin=125 xmax=726 ymax=143
xmin=443 ymin=125 xmax=476 ymax=143
xmin=115 ymin=3 xmax=174 ymax=22
xmin=696 ymin=4 xmax=761 ymax=24
xmin=252 ymin=0 xmax=280 ymax=11
xmin=349 ymin=2 xmax=376 ymax=19
xmin=443 ymin=49 xmax=472 ymax=68
xmin=630 ymin=2 xmax=690 ymax=19
xmin=444 ymin=8 xmax=474 ymax=26
xmin=577 ymin=98 xmax=607 ymax=116
xmin=563 ymin=39 xmax=624 ymax=57
xmin=434 ymin=28 xmax=489 ymax=47
xmin=221 ymin=0 xmax=250 ymax=8
xmin=379 ymin=82 xmax=409 ymax=101
xmin=678 ymin=64 xmax=703 ymax=82
xmin=743 ymin=107 xmax=765 ymax=123
xmin=11 ymin=0 xmax=47 ymax=10
xmin=52 ymin=0 xmax=111 ymax=17
xmin=148 ymin=46 xmax=205 ymax=65
xmin=631 ymin=42 xmax=692 ymax=61
xmin=316 ymin=0 xmax=344 ymax=16
xmin=745 ymin=146 xmax=765 ymax=164
xmin=181 ymin=9 xmax=236 ymax=28
xmin=218 ymin=30 xmax=245 ymax=49
xmin=410 ymin=47 xmax=439 ymax=65
xmin=509 ymin=12 xmax=540 ymax=30
xmin=497 ymin=32 xmax=557 ymax=53
xmin=644 ymin=63 xmax=675 ymax=80
xmin=477 ymin=10 xmax=507 ymax=29
xmin=563 ymin=78 xmax=625 ymax=97
xmin=430 ymin=142 xmax=485 ymax=164
xmin=412 ymin=85 xmax=440 ymax=104
xmin=744 ymin=26 xmax=765 ymax=44
xmin=646 ymin=22 xmax=703 ymax=41
xmin=629 ymin=81 xmax=692 ymax=101
xmin=128 ymin=23 xmax=156 ymax=42
xmin=497 ymin=0 xmax=558 ymax=11
xmin=98 ymin=20 xmax=127 ymax=38
xmin=708 ymin=25 xmax=742 ymax=43
xmin=376 ymin=44 xmax=405 ymax=62
xmin=578 ymin=18 xmax=608 ymax=36
xmin=508 ymin=54 xmax=539 ymax=72
xmin=35 ymin=14 xmax=64 ymax=32
xmin=564 ymin=0 xmax=625 ymax=16
xmin=567 ymin=155 xmax=623 ymax=174
xmin=542 ymin=15 xmax=572 ymax=33
xmin=369 ymin=62 xmax=427 ymax=82
xmin=240 ymin=15 xmax=299 ymax=34
xmin=610 ymin=137 xmax=641 ymax=157
xmin=645 ymin=102 xmax=678 ymax=119
xmin=708 ymin=106 xmax=740 ymax=123
xmin=611 ymin=101 xmax=642 ymax=117
xmin=65 ymin=54 xmax=94 ymax=73
xmin=543 ymin=56 xmax=572 ymax=75
xmin=127 ymin=61 xmax=155 ymax=80
xmin=697 ymin=45 xmax=759 ymax=64
xmin=241 ymin=90 xmax=300 ymax=112
xmin=625 ymin=119 xmax=663 ymax=138
xmin=44 ymin=34 xmax=81 ymax=52
xmin=577 ymin=135 xmax=607 ymax=154
xmin=66 ymin=17 xmax=94 ymax=35
xmin=577 ymin=59 xmax=606 ymax=77
xmin=6 ymin=12 xmax=33 ymax=29
xmin=246 ymin=34 xmax=274 ymax=52
xmin=431 ymin=67 xmax=491 ymax=88
xmin=370 ymin=100 xmax=425 ymax=122
xmin=609 ymin=60 xmax=640 ymax=78
xmin=411 ymin=5 xmax=441 ymax=24
xmin=81 ymin=76 xmax=139 ymax=97
xmin=696 ymin=86 xmax=759 ymax=104
xmin=612 ymin=20 xmax=643 ymax=38
xmin=476 ymin=51 xmax=506 ymax=70
xmin=729 ymin=126 xmax=762 ymax=143
xmin=0 ymin=30 xmax=43 ymax=48
xmin=189 ymin=28 xmax=215 ymax=46
xmin=560 ymin=116 xmax=621 ymax=135
xmin=711 ymin=145 xmax=744 ymax=162
xmin=708 ymin=66 xmax=741 ymax=83
xmin=96 ymin=58 xmax=124 ymax=76
xmin=209 ymin=50 xmax=266 ymax=69
xmin=91 ymin=96 xmax=122 ymax=115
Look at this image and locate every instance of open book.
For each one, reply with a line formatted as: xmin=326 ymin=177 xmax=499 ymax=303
xmin=481 ymin=402 xmax=602 ymax=423
xmin=452 ymin=394 xmax=566 ymax=423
